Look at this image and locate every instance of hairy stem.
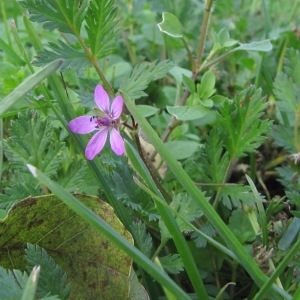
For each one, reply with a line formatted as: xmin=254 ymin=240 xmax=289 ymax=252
xmin=195 ymin=0 xmax=214 ymax=74
xmin=134 ymin=132 xmax=172 ymax=203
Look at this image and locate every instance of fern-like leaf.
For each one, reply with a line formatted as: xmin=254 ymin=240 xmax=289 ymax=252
xmin=25 ymin=244 xmax=70 ymax=299
xmin=130 ymin=222 xmax=153 ymax=258
xmin=170 ymin=193 xmax=202 ymax=232
xmin=201 ymin=129 xmax=230 ymax=184
xmin=218 ymin=86 xmax=271 ymax=158
xmin=274 ymin=73 xmax=300 ymax=126
xmin=0 ymin=267 xmax=28 ymax=299
xmin=85 ymin=0 xmax=119 ymax=57
xmin=271 ymin=124 xmax=295 ymax=153
xmin=0 ymin=174 xmax=41 ymax=210
xmin=120 ymin=60 xmax=174 ymax=99
xmin=19 ymin=0 xmax=89 ymax=35
xmin=34 ymin=41 xmax=89 ymax=71
xmin=283 ymin=48 xmax=300 ymax=87
xmin=159 ymin=254 xmax=183 ymax=275
xmin=3 ymin=110 xmax=64 ymax=178
xmin=59 ymin=160 xmax=88 ymax=192
xmin=219 ymin=185 xmax=254 ymax=210
xmin=97 ymin=152 xmax=158 ymax=221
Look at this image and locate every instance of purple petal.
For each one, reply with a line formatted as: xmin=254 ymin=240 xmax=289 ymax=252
xmin=110 ymin=128 xmax=125 ymax=155
xmin=94 ymin=84 xmax=110 ymax=114
xmin=68 ymin=116 xmax=97 ymax=134
xmin=111 ymin=95 xmax=123 ymax=119
xmin=85 ymin=128 xmax=108 ymax=160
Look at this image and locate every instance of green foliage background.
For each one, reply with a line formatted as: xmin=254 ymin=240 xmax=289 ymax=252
xmin=1 ymin=0 xmax=300 ymax=299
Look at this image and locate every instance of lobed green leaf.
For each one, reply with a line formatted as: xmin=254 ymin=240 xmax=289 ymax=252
xmin=0 ymin=267 xmax=28 ymax=299
xmin=34 ymin=41 xmax=89 ymax=71
xmin=19 ymin=0 xmax=89 ymax=35
xmin=120 ymin=60 xmax=174 ymax=99
xmin=217 ymin=87 xmax=271 ymax=158
xmin=25 ymin=244 xmax=70 ymax=299
xmin=85 ymin=0 xmax=119 ymax=57
xmin=3 ymin=110 xmax=64 ymax=178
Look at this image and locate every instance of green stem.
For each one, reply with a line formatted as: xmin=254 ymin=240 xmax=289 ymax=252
xmin=0 ymin=1 xmax=12 ymax=46
xmin=134 ymin=132 xmax=172 ymax=202
xmin=181 ymin=37 xmax=196 ymax=74
xmin=151 ymin=239 xmax=168 ymax=261
xmin=195 ymin=0 xmax=214 ymax=75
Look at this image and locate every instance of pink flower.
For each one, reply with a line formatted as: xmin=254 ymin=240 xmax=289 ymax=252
xmin=68 ymin=84 xmax=125 ymax=160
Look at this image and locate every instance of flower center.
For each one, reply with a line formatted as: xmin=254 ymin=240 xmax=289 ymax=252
xmin=90 ymin=115 xmax=119 ymax=129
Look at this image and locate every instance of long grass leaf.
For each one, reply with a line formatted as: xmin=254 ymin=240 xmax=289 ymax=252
xmin=0 ymin=59 xmax=63 ymax=116
xmin=26 ymin=164 xmax=192 ymax=300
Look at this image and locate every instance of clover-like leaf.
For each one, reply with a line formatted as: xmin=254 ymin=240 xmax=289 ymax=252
xmin=158 ymin=12 xmax=183 ymax=38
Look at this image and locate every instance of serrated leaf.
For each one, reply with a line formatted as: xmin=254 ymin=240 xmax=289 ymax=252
xmin=158 ymin=193 xmax=202 ymax=241
xmin=283 ymin=48 xmax=300 ymax=87
xmin=200 ymin=130 xmax=229 ymax=184
xmin=170 ymin=193 xmax=202 ymax=231
xmin=3 ymin=110 xmax=64 ymax=178
xmin=273 ymin=51 xmax=300 ymax=128
xmin=218 ymin=87 xmax=271 ymax=158
xmin=34 ymin=41 xmax=89 ymax=71
xmin=120 ymin=60 xmax=174 ymax=99
xmin=98 ymin=153 xmax=158 ymax=221
xmin=19 ymin=0 xmax=88 ymax=34
xmin=271 ymin=124 xmax=295 ymax=153
xmin=274 ymin=73 xmax=299 ymax=117
xmin=157 ymin=12 xmax=183 ymax=38
xmin=220 ymin=185 xmax=254 ymax=210
xmin=0 ymin=194 xmax=133 ymax=299
xmin=130 ymin=222 xmax=153 ymax=258
xmin=85 ymin=0 xmax=119 ymax=57
xmin=25 ymin=244 xmax=70 ymax=299
xmin=159 ymin=254 xmax=183 ymax=274
xmin=166 ymin=105 xmax=210 ymax=121
xmin=0 ymin=267 xmax=28 ymax=299
xmin=0 ymin=59 xmax=63 ymax=116
xmin=59 ymin=160 xmax=88 ymax=192
xmin=0 ymin=174 xmax=41 ymax=210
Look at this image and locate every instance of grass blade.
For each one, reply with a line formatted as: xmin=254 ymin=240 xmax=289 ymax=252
xmin=0 ymin=59 xmax=63 ymax=116
xmin=26 ymin=164 xmax=192 ymax=300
